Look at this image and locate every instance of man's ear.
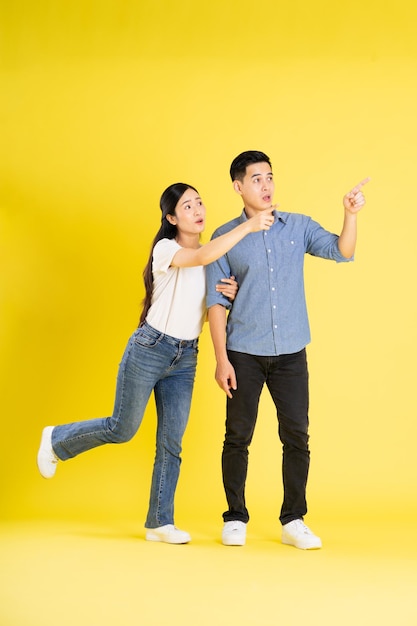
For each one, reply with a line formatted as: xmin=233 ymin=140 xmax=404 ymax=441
xmin=233 ymin=180 xmax=242 ymax=195
xmin=166 ymin=214 xmax=177 ymax=225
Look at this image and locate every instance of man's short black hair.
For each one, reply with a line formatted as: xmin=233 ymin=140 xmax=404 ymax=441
xmin=230 ymin=150 xmax=272 ymax=182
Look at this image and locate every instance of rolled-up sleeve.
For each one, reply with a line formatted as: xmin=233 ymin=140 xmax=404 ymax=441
xmin=205 ymin=252 xmax=233 ymax=310
xmin=304 ymin=217 xmax=354 ymax=263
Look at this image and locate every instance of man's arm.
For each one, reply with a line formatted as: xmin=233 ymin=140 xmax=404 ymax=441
xmin=207 ymin=304 xmax=237 ymax=398
xmin=338 ymin=177 xmax=370 ymax=258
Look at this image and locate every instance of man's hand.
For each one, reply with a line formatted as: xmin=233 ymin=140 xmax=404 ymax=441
xmin=343 ymin=178 xmax=370 ymax=214
xmin=216 ymin=275 xmax=238 ymax=301
xmin=215 ymin=359 xmax=237 ymax=398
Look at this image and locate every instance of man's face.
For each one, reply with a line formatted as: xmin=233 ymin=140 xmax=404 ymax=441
xmin=234 ymin=161 xmax=275 ymax=216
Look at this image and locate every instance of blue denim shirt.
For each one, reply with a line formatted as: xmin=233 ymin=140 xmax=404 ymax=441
xmin=206 ymin=209 xmax=353 ymax=356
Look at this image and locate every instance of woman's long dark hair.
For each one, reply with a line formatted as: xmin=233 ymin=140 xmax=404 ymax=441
xmin=138 ymin=182 xmax=199 ymax=326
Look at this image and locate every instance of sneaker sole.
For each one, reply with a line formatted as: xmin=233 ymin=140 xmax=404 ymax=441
xmin=282 ymin=537 xmax=322 ymax=550
xmin=37 ymin=426 xmax=58 ymax=479
xmin=222 ymin=535 xmax=246 ymax=546
xmin=145 ymin=532 xmax=190 ymax=544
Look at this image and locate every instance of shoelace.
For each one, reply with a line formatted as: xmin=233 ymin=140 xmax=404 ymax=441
xmin=293 ymin=520 xmax=312 ymax=535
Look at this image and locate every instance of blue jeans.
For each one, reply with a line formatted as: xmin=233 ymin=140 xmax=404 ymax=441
xmin=222 ymin=349 xmax=310 ymax=526
xmin=51 ymin=322 xmax=198 ymax=528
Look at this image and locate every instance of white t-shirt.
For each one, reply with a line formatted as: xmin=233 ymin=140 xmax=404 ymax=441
xmin=145 ymin=238 xmax=206 ymax=340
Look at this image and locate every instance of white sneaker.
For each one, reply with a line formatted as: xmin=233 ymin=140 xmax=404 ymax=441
xmin=222 ymin=521 xmax=247 ymax=546
xmin=282 ymin=519 xmax=322 ymax=550
xmin=37 ymin=426 xmax=59 ymax=478
xmin=145 ymin=524 xmax=191 ymax=544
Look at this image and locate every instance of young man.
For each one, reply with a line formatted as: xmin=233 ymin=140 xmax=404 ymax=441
xmin=206 ymin=150 xmax=369 ymax=549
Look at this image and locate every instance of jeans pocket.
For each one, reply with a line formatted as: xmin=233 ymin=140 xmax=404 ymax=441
xmin=134 ymin=324 xmax=162 ymax=348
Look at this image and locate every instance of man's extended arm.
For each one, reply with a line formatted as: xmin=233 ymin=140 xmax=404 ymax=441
xmin=338 ymin=177 xmax=370 ymax=258
xmin=208 ymin=304 xmax=237 ymax=398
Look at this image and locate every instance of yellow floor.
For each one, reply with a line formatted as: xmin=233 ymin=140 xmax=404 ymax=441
xmin=1 ymin=516 xmax=416 ymax=626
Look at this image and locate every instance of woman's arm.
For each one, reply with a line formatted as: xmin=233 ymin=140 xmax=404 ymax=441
xmin=216 ymin=276 xmax=238 ymax=301
xmin=171 ymin=210 xmax=274 ymax=268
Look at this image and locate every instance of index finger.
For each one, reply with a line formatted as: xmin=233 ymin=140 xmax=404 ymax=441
xmin=351 ymin=177 xmax=371 ymax=193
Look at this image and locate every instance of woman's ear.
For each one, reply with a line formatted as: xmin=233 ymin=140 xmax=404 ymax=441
xmin=166 ymin=214 xmax=177 ymax=226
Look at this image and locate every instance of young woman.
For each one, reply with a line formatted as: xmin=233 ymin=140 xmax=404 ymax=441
xmin=37 ymin=182 xmax=274 ymax=544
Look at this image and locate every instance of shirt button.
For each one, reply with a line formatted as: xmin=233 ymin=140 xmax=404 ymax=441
xmin=291 ymin=240 xmax=294 ymax=244
xmin=274 ymin=325 xmax=278 ymax=329
xmin=270 ymin=268 xmax=273 ymax=272
xmin=272 ymin=287 xmax=275 ymax=291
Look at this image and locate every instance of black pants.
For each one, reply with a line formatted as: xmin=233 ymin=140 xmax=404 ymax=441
xmin=222 ymin=348 xmax=310 ymax=525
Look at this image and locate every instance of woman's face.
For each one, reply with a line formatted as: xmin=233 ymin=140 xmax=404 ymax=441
xmin=171 ymin=188 xmax=206 ymax=236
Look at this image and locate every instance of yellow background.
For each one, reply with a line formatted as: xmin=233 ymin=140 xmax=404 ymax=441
xmin=1 ymin=0 xmax=417 ymax=529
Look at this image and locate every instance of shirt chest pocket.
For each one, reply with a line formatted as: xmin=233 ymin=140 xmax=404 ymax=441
xmin=271 ymin=239 xmax=305 ymax=271
xmin=278 ymin=238 xmax=304 ymax=255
